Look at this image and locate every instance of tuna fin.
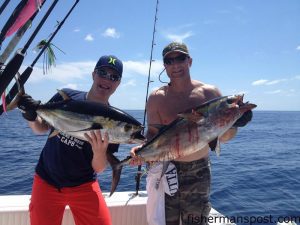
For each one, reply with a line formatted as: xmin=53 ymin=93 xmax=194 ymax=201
xmin=107 ymin=152 xmax=122 ymax=197
xmin=57 ymin=89 xmax=70 ymax=100
xmin=49 ymin=130 xmax=60 ymax=138
xmin=215 ymin=140 xmax=221 ymax=156
xmin=178 ymin=109 xmax=204 ymax=123
xmin=209 ymin=138 xmax=221 ymax=156
xmin=209 ymin=138 xmax=218 ymax=151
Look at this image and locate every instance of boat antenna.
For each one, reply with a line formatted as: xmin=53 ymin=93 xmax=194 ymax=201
xmin=0 ymin=0 xmax=80 ymax=115
xmin=135 ymin=0 xmax=160 ymax=196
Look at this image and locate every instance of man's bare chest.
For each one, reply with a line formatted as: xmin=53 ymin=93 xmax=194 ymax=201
xmin=158 ymin=95 xmax=206 ymax=124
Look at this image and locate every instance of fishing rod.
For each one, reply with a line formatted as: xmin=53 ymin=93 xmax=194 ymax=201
xmin=0 ymin=0 xmax=47 ymax=65
xmin=0 ymin=0 xmax=80 ymax=115
xmin=0 ymin=20 xmax=32 ymax=65
xmin=0 ymin=0 xmax=29 ymax=46
xmin=0 ymin=0 xmax=59 ymax=97
xmin=135 ymin=0 xmax=160 ymax=196
xmin=0 ymin=0 xmax=10 ymax=16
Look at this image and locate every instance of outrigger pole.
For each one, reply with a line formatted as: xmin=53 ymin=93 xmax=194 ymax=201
xmin=0 ymin=0 xmax=80 ymax=115
xmin=0 ymin=0 xmax=59 ymax=97
xmin=0 ymin=0 xmax=10 ymax=16
xmin=135 ymin=0 xmax=160 ymax=195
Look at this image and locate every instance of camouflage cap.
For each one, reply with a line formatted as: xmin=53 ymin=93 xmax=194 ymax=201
xmin=162 ymin=42 xmax=189 ymax=58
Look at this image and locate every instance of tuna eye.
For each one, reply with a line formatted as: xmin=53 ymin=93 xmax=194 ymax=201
xmin=124 ymin=124 xmax=132 ymax=132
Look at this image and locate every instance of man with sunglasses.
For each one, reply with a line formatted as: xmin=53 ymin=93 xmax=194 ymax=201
xmin=17 ymin=55 xmax=123 ymax=225
xmin=131 ymin=42 xmax=252 ymax=225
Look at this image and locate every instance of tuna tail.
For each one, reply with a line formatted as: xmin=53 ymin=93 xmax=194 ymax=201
xmin=106 ymin=152 xmax=122 ymax=197
xmin=115 ymin=155 xmax=132 ymax=168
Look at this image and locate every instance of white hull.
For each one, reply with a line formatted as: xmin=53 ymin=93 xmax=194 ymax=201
xmin=0 ymin=191 xmax=234 ymax=225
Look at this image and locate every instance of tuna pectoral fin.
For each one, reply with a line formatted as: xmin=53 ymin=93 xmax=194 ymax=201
xmin=49 ymin=130 xmax=60 ymax=138
xmin=106 ymin=152 xmax=122 ymax=196
xmin=68 ymin=124 xmax=103 ymax=133
xmin=177 ymin=109 xmax=204 ymax=123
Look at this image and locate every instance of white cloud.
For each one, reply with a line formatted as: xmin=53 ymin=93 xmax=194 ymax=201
xmin=73 ymin=28 xmax=80 ymax=32
xmin=296 ymin=46 xmax=300 ymax=51
xmin=165 ymin=31 xmax=193 ymax=43
xmin=252 ymin=79 xmax=268 ymax=86
xmin=252 ymin=78 xmax=287 ymax=86
xmin=102 ymin=28 xmax=120 ymax=39
xmin=265 ymin=79 xmax=287 ymax=85
xmin=124 ymin=60 xmax=164 ymax=77
xmin=295 ymin=75 xmax=300 ymax=80
xmin=23 ymin=61 xmax=95 ymax=84
xmin=84 ymin=34 xmax=94 ymax=41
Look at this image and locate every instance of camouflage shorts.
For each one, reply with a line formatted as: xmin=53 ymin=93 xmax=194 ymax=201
xmin=165 ymin=157 xmax=211 ymax=225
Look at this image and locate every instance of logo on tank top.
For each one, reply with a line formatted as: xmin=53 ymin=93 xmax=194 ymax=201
xmin=57 ymin=133 xmax=85 ymax=149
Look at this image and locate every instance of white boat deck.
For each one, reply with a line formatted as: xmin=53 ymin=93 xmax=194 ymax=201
xmin=0 ymin=191 xmax=234 ymax=225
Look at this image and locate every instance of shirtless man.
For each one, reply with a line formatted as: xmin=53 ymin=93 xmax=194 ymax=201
xmin=132 ymin=42 xmax=252 ymax=225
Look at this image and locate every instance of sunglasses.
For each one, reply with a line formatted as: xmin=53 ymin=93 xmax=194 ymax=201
xmin=163 ymin=54 xmax=188 ymax=65
xmin=96 ymin=69 xmax=121 ymax=82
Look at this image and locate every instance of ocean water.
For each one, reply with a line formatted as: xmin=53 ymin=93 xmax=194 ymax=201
xmin=0 ymin=110 xmax=299 ymax=225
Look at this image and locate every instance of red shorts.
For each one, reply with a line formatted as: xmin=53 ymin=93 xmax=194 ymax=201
xmin=30 ymin=174 xmax=112 ymax=225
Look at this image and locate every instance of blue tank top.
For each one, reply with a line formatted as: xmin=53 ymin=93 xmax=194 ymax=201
xmin=35 ymin=88 xmax=119 ymax=189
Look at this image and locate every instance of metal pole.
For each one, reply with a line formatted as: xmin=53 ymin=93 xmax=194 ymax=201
xmin=135 ymin=0 xmax=160 ymax=196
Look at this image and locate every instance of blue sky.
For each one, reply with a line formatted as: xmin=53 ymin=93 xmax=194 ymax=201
xmin=1 ymin=0 xmax=300 ymax=110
